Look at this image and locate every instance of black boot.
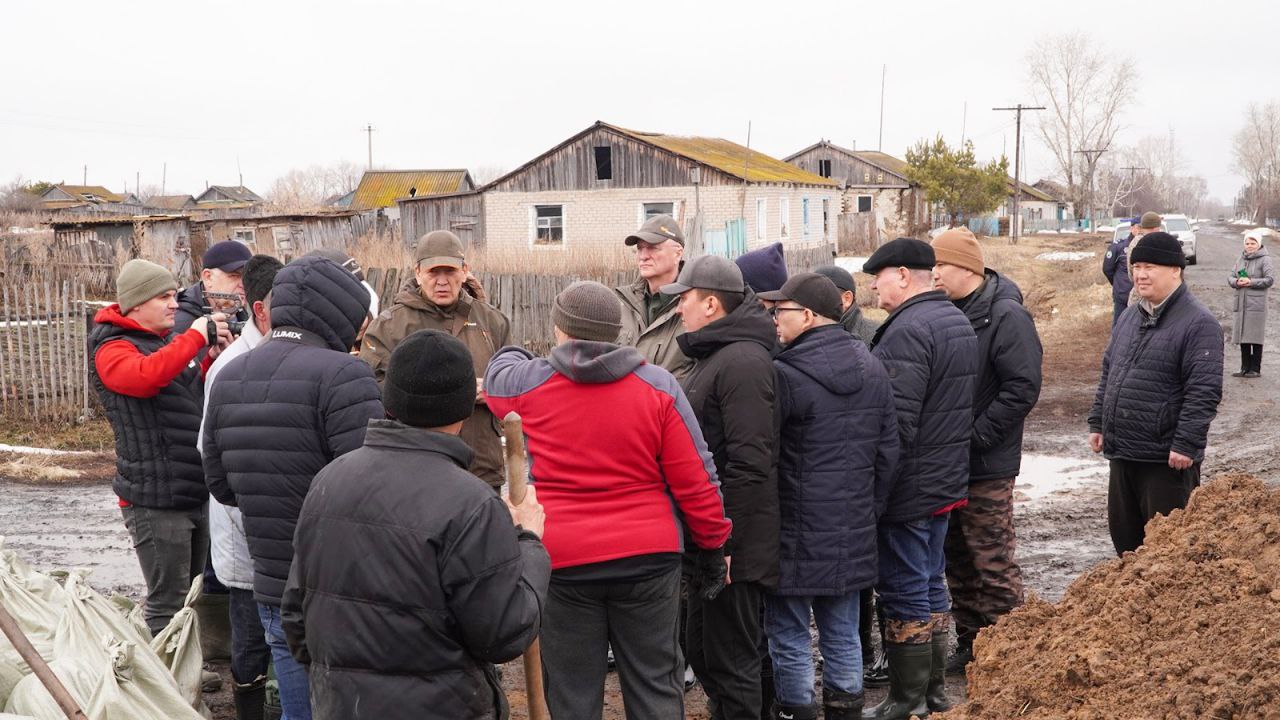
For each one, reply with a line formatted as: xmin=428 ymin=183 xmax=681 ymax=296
xmin=926 ymin=632 xmax=953 ymax=713
xmin=233 ymin=676 xmax=267 ymax=720
xmin=863 ymin=598 xmax=889 ymax=688
xmin=860 ymin=642 xmax=930 ymax=720
xmin=945 ymin=632 xmax=973 ymax=675
xmin=773 ymin=702 xmax=819 ymax=720
xmin=823 ymin=687 xmax=864 ymax=720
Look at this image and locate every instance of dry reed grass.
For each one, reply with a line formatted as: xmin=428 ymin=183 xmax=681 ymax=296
xmin=0 ymin=454 xmax=84 ymax=484
xmin=350 ymin=231 xmax=640 ymax=276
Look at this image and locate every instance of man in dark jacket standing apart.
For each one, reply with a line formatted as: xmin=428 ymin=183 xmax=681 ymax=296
xmin=485 ymin=281 xmax=732 ymax=720
xmin=90 ymin=259 xmax=230 ymax=635
xmin=661 ymin=256 xmax=779 ymax=720
xmin=283 ymin=330 xmax=551 ymax=720
xmin=1103 ymin=217 xmax=1138 ymax=324
xmin=863 ymin=238 xmax=977 ymax=720
xmin=1089 ymin=232 xmax=1223 ymax=555
xmin=361 ymin=230 xmax=511 ymax=490
xmin=815 ymin=265 xmax=879 ymax=346
xmin=616 ymin=214 xmax=694 ymax=379
xmin=757 ymin=273 xmax=899 ymax=720
xmin=930 ymin=227 xmax=1043 ymax=673
xmin=204 ymin=256 xmax=385 ymax=720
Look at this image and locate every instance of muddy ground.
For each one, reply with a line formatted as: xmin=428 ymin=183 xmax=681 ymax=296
xmin=1 ymin=223 xmax=1276 ymax=717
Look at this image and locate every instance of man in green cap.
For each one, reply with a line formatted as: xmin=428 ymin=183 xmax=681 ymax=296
xmin=616 ymin=213 xmax=694 ymax=379
xmin=360 ymin=230 xmax=512 ymax=491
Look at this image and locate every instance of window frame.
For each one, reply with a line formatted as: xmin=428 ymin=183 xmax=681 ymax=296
xmin=856 ymin=195 xmax=873 ymax=213
xmin=802 ymin=197 xmax=811 ymax=238
xmin=531 ymin=204 xmax=565 ymax=247
xmin=780 ymin=197 xmax=790 ymax=238
xmin=756 ymin=198 xmax=767 ymax=240
xmin=594 ymin=146 xmax=613 ymax=181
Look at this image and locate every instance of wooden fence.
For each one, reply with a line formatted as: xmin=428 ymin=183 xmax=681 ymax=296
xmin=837 ymin=213 xmax=882 ymax=255
xmin=366 ymin=242 xmax=835 ymax=351
xmin=0 ymin=282 xmax=93 ymax=421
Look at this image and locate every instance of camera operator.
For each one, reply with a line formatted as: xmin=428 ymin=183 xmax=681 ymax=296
xmin=176 ymin=239 xmax=252 ymax=335
xmin=89 ymin=259 xmax=231 ymax=636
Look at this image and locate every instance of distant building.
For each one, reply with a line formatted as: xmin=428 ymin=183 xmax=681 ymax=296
xmin=784 ymin=141 xmax=929 ymax=240
xmin=195 ymin=185 xmax=264 ymax=205
xmin=399 ymin=121 xmax=839 ymax=255
xmin=146 ymin=195 xmax=198 ymax=211
xmin=349 ymin=170 xmax=475 ymax=226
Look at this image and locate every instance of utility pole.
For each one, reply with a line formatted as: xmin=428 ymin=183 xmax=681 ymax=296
xmin=1121 ymin=165 xmax=1146 ymax=216
xmin=83 ymin=165 xmax=87 ymax=185
xmin=960 ymin=101 xmax=967 ymax=146
xmin=365 ymin=124 xmax=376 ymax=169
xmin=878 ymin=65 xmax=886 ymax=152
xmin=993 ymin=103 xmax=1044 ymax=244
xmin=161 ymin=163 xmax=167 ymax=196
xmin=1076 ymin=148 xmax=1108 ymax=231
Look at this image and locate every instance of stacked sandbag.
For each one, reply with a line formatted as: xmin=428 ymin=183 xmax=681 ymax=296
xmin=149 ymin=578 xmax=210 ymax=714
xmin=0 ymin=538 xmax=62 ymax=707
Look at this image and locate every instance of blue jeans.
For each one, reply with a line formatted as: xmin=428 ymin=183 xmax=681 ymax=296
xmin=877 ymin=515 xmax=950 ymax=624
xmin=258 ymin=603 xmax=311 ymax=720
xmin=764 ymin=592 xmax=861 ymax=706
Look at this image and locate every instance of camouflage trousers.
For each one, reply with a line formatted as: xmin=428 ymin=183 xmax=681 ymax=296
xmin=943 ymin=477 xmax=1024 ymax=639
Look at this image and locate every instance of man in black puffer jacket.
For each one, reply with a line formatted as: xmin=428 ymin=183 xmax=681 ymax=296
xmin=1089 ymin=232 xmax=1223 ymax=556
xmin=662 ymin=256 xmax=780 ymax=720
xmin=204 ymin=255 xmax=384 ymax=720
xmin=863 ymin=238 xmax=977 ymax=720
xmin=283 ymin=330 xmax=551 ymax=720
xmin=931 ymin=228 xmax=1043 ymax=676
xmin=756 ymin=273 xmax=899 ymax=720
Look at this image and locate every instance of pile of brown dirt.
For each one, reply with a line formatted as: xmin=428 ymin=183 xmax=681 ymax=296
xmin=940 ymin=474 xmax=1280 ymax=720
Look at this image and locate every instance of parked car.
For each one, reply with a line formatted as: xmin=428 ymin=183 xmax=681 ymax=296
xmin=1112 ymin=222 xmax=1133 ymax=244
xmin=1163 ymin=214 xmax=1198 ymax=265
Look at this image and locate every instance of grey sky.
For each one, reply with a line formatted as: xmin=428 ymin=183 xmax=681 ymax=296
xmin=3 ymin=0 xmax=1273 ymax=203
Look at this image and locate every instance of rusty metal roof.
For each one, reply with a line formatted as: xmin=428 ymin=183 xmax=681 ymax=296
xmin=606 ymin=124 xmax=835 ymax=186
xmin=46 ymin=185 xmax=124 ymax=202
xmin=350 ymin=170 xmax=474 ymax=210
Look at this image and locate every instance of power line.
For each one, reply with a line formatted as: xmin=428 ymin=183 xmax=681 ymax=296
xmin=993 ymin=104 xmax=1044 ymax=244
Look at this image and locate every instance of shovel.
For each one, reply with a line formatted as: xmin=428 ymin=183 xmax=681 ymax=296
xmin=0 ymin=600 xmax=88 ymax=719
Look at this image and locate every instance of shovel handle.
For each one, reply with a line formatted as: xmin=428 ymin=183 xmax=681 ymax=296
xmin=0 ymin=600 xmax=88 ymax=719
xmin=502 ymin=411 xmax=530 ymax=505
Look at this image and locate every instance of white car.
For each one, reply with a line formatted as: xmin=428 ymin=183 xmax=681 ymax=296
xmin=1163 ymin=214 xmax=1198 ymax=265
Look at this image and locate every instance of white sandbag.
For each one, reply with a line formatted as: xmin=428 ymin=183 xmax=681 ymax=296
xmin=0 ymin=544 xmax=63 ymax=608
xmin=0 ymin=540 xmax=62 ymax=655
xmin=0 ymin=650 xmax=25 ymax=710
xmin=150 ymin=577 xmax=207 ymax=712
xmin=107 ymin=595 xmax=150 ymax=644
xmin=3 ymin=658 xmax=96 ymax=719
xmin=0 ymin=713 xmax=39 ymax=719
xmin=83 ymin=641 xmax=204 ymax=720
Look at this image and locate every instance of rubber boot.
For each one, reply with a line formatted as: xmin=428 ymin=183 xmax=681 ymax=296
xmin=863 ymin=600 xmax=890 ymax=688
xmin=823 ymin=688 xmax=864 ymax=720
xmin=860 ymin=642 xmax=930 ymax=720
xmin=761 ymin=670 xmax=777 ymax=720
xmin=773 ymin=702 xmax=819 ymax=720
xmin=945 ymin=633 xmax=973 ymax=675
xmin=925 ymin=631 xmax=952 ymax=713
xmin=233 ymin=676 xmax=267 ymax=720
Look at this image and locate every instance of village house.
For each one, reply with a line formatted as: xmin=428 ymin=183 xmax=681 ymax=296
xmin=145 ymin=195 xmax=198 ymax=211
xmin=398 ymin=121 xmax=840 ymax=256
xmin=349 ymin=170 xmax=475 ymax=220
xmin=195 ymin=185 xmax=263 ymax=207
xmin=38 ymin=184 xmax=142 ymax=215
xmin=783 ymin=140 xmax=929 ymax=243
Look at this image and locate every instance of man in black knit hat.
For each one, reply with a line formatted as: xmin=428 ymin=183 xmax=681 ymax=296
xmin=1089 ymin=231 xmax=1223 ymax=555
xmin=283 ymin=329 xmax=551 ymax=720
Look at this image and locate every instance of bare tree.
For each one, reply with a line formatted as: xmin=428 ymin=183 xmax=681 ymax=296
xmin=0 ymin=175 xmax=42 ymax=212
xmin=1028 ymin=32 xmax=1136 ymax=223
xmin=470 ymin=165 xmax=507 ymax=186
xmin=267 ymin=161 xmax=363 ymax=207
xmin=1233 ymin=101 xmax=1280 ymax=223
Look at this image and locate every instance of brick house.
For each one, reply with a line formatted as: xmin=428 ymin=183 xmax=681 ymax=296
xmin=783 ymin=140 xmax=929 ymax=240
xmin=398 ymin=121 xmax=840 ymax=255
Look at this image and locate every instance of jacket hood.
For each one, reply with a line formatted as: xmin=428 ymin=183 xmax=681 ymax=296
xmin=616 ymin=272 xmax=681 ymax=317
xmin=1244 ymin=245 xmax=1270 ymax=261
xmin=93 ymin=304 xmax=170 ymax=337
xmin=391 ymin=279 xmax=475 ymax=319
xmin=962 ymin=270 xmax=1024 ymax=325
xmin=677 ymin=290 xmax=776 ymax=359
xmin=269 ymin=256 xmax=371 ymax=352
xmin=776 ymin=324 xmax=865 ymax=395
xmin=839 ymin=304 xmax=867 ymax=333
xmin=548 ymin=341 xmax=646 ymax=384
xmin=176 ymin=281 xmax=205 ymax=316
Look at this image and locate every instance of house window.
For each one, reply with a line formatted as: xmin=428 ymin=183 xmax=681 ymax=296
xmin=643 ymin=202 xmax=674 ymax=220
xmin=876 ymin=173 xmax=885 ymax=184
xmin=857 ymin=195 xmax=873 ymax=213
xmin=802 ymin=198 xmax=811 ymax=238
xmin=231 ymin=228 xmax=256 ymax=245
xmin=271 ymin=226 xmax=294 ymax=257
xmin=534 ymin=205 xmax=564 ymax=245
xmin=756 ymin=199 xmax=767 ymax=240
xmin=863 ymin=171 xmax=871 ymax=183
xmin=818 ymin=159 xmax=832 ymax=178
xmin=822 ymin=199 xmax=830 ymax=239
xmin=780 ymin=198 xmax=790 ymax=238
xmin=594 ymin=146 xmax=612 ymax=181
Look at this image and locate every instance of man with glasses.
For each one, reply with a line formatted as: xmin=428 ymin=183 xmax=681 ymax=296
xmin=616 ymin=214 xmax=694 ymax=379
xmin=360 ymin=230 xmax=512 ymax=491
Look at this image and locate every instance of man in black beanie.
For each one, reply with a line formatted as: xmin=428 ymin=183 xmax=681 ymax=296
xmin=283 ymin=330 xmax=551 ymax=720
xmin=1089 ymin=232 xmax=1223 ymax=554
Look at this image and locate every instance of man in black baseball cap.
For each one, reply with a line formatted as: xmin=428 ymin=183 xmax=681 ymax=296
xmin=175 ymin=239 xmax=254 ymax=334
xmin=759 ymin=272 xmax=844 ymax=343
xmin=814 ymin=265 xmax=879 ymax=347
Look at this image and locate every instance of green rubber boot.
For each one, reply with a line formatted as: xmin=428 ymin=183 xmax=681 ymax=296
xmin=860 ymin=642 xmax=930 ymax=720
xmin=925 ymin=631 xmax=952 ymax=713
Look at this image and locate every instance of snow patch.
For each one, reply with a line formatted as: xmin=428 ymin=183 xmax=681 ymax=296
xmin=0 ymin=443 xmax=94 ymax=456
xmin=834 ymin=256 xmax=868 ymax=274
xmin=1035 ymin=251 xmax=1096 ymax=262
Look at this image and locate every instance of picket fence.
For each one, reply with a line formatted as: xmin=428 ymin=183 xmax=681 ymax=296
xmin=0 ymin=281 xmax=94 ymax=421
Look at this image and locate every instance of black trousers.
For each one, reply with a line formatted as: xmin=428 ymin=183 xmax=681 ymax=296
xmin=687 ymin=582 xmax=763 ymax=720
xmin=1107 ymin=459 xmax=1200 ymax=555
xmin=121 ymin=504 xmax=209 ymax=635
xmin=1240 ymin=343 xmax=1263 ymax=374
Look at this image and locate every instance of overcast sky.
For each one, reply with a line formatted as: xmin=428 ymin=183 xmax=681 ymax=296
xmin=3 ymin=0 xmax=1273 ymax=203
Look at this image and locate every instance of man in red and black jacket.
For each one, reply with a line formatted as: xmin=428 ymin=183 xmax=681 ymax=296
xmin=485 ymin=280 xmax=732 ymax=720
xmin=88 ymin=258 xmax=230 ymax=635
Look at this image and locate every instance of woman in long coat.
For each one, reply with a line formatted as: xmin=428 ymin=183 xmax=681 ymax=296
xmin=1229 ymin=229 xmax=1275 ymax=377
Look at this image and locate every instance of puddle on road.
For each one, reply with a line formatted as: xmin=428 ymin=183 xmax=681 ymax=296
xmin=1014 ymin=453 xmax=1109 ymax=502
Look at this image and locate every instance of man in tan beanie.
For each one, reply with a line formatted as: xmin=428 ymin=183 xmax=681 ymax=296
xmin=930 ymin=228 xmax=1042 ymax=679
xmin=485 ymin=280 xmax=732 ymax=720
xmin=89 ymin=259 xmax=230 ymax=635
xmin=360 ymin=230 xmax=512 ymax=491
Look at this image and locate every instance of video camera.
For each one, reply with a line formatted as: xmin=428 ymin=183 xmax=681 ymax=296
xmin=203 ymin=291 xmax=250 ymax=336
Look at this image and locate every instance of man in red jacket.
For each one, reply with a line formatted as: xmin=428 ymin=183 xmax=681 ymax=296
xmin=485 ymin=280 xmax=732 ymax=720
xmin=88 ymin=259 xmax=230 ymax=635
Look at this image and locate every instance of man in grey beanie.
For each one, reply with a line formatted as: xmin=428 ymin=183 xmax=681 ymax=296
xmin=486 ymin=280 xmax=732 ymax=720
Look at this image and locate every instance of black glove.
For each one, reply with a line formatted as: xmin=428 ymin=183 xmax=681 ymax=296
xmin=691 ymin=546 xmax=728 ymax=601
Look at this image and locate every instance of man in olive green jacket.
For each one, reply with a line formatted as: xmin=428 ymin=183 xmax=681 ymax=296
xmin=360 ymin=230 xmax=512 ymax=490
xmin=615 ymin=214 xmax=693 ymax=380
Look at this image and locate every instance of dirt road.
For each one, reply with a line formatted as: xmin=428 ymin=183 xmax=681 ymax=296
xmin=1 ymin=225 xmax=1275 ymax=716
